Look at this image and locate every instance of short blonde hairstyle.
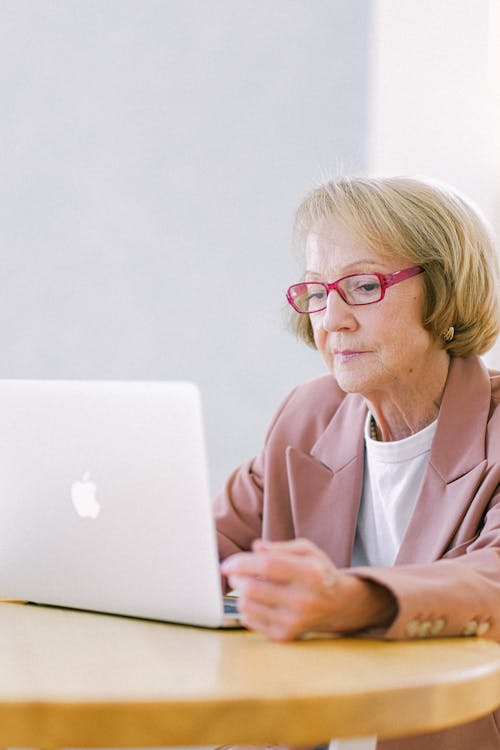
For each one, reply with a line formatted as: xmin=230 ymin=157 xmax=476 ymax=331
xmin=290 ymin=176 xmax=500 ymax=357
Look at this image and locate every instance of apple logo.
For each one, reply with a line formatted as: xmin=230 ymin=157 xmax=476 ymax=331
xmin=71 ymin=472 xmax=101 ymax=519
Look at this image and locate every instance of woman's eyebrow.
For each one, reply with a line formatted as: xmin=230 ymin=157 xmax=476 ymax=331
xmin=305 ymin=260 xmax=384 ymax=278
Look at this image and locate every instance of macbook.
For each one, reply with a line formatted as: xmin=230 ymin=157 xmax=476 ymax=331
xmin=0 ymin=379 xmax=240 ymax=627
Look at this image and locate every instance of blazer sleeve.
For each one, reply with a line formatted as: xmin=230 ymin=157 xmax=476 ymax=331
xmin=213 ymin=456 xmax=265 ymax=561
xmin=213 ymin=387 xmax=299 ymax=561
xmin=350 ymin=485 xmax=500 ymax=641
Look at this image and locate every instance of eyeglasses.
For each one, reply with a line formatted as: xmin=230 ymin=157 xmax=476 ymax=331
xmin=286 ymin=266 xmax=425 ymax=314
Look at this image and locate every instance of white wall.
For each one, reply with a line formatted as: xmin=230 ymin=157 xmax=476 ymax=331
xmin=369 ymin=0 xmax=500 ymax=367
xmin=0 ymin=1 xmax=372 ymax=492
xmin=491 ymin=0 xmax=500 ymax=241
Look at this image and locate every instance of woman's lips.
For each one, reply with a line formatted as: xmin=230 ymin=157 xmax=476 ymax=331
xmin=334 ymin=350 xmax=367 ymax=363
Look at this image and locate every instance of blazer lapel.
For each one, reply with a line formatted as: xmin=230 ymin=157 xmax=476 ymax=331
xmin=396 ymin=356 xmax=491 ymax=564
xmin=286 ymin=394 xmax=367 ymax=567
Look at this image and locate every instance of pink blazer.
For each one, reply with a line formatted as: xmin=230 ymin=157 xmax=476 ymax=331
xmin=214 ymin=355 xmax=500 ymax=749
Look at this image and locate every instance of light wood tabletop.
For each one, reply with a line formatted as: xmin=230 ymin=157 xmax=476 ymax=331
xmin=0 ymin=600 xmax=499 ymax=748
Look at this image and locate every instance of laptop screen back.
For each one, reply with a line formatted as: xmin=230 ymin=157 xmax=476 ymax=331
xmin=0 ymin=380 xmax=226 ymax=627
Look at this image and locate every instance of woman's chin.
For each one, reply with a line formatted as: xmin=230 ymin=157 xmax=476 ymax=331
xmin=340 ymin=374 xmax=387 ymax=397
xmin=332 ymin=362 xmax=374 ymax=394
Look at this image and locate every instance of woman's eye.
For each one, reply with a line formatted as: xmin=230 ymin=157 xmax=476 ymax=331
xmin=357 ymin=283 xmax=378 ymax=293
xmin=307 ymin=291 xmax=326 ymax=302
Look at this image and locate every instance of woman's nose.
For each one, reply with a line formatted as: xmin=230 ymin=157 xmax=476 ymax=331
xmin=322 ymin=289 xmax=357 ymax=332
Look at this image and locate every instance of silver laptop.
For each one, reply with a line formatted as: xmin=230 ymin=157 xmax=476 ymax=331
xmin=0 ymin=379 xmax=240 ymax=627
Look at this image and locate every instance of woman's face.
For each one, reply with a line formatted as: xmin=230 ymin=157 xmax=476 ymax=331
xmin=305 ymin=217 xmax=444 ymax=399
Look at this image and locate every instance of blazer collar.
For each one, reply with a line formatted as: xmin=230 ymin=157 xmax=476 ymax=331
xmin=311 ymin=393 xmax=367 ymax=472
xmin=286 ymin=394 xmax=367 ymax=567
xmin=428 ymin=355 xmax=491 ymax=483
xmin=396 ymin=355 xmax=492 ymax=563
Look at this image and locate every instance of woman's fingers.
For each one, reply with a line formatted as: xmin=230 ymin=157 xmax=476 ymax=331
xmin=237 ymin=595 xmax=305 ymax=642
xmin=222 ymin=548 xmax=338 ymax=590
xmin=252 ymin=537 xmax=320 ymax=556
xmin=220 ymin=540 xmax=346 ymax=640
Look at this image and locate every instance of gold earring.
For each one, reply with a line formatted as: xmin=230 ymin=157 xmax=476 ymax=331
xmin=442 ymin=326 xmax=455 ymax=342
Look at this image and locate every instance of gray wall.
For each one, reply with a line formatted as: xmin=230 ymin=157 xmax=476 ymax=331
xmin=0 ymin=0 xmax=371 ymax=492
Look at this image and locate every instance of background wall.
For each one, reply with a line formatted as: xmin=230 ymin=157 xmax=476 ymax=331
xmin=0 ymin=1 xmax=371 ymax=493
xmin=369 ymin=0 xmax=500 ymax=367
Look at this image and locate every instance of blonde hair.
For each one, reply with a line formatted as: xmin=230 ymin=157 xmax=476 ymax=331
xmin=291 ymin=176 xmax=500 ymax=357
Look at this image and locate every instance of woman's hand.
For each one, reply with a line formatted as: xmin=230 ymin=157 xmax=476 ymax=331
xmin=221 ymin=538 xmax=397 ymax=641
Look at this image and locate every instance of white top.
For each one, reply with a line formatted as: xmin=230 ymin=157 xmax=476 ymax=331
xmin=350 ymin=413 xmax=437 ymax=568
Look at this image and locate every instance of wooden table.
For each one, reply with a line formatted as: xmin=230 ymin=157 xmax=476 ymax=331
xmin=0 ymin=601 xmax=499 ymax=748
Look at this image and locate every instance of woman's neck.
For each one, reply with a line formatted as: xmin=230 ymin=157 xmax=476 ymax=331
xmin=365 ymin=354 xmax=450 ymax=442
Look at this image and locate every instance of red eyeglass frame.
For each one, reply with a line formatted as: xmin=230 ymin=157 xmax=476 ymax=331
xmin=286 ymin=265 xmax=425 ymax=313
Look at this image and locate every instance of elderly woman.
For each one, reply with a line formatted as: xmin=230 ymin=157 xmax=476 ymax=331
xmin=216 ymin=176 xmax=500 ymax=750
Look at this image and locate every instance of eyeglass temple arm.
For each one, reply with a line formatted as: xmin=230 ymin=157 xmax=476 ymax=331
xmin=383 ymin=266 xmax=424 ymax=287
